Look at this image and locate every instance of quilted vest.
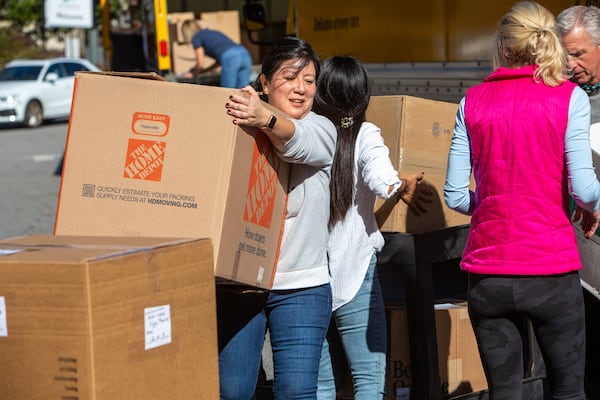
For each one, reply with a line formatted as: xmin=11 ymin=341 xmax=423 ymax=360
xmin=462 ymin=65 xmax=581 ymax=275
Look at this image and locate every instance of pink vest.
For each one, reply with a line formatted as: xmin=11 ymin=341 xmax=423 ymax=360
xmin=462 ymin=65 xmax=581 ymax=275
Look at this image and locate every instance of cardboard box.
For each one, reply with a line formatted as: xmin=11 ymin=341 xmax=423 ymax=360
xmin=367 ymin=95 xmax=473 ymax=233
xmin=168 ymin=11 xmax=196 ymax=44
xmin=0 ymin=235 xmax=218 ymax=399
xmin=54 ymin=72 xmax=288 ymax=289
xmin=385 ymin=304 xmax=487 ymax=399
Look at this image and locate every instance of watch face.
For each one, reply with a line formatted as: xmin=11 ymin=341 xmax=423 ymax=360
xmin=268 ymin=115 xmax=277 ymax=129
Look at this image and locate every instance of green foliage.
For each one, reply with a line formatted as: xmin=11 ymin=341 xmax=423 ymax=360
xmin=0 ymin=0 xmax=143 ymax=69
xmin=4 ymin=0 xmax=43 ymax=30
xmin=0 ymin=27 xmax=61 ymax=69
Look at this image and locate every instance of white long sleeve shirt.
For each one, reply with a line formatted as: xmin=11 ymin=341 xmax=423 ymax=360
xmin=272 ymin=111 xmax=338 ymax=290
xmin=328 ymin=122 xmax=401 ymax=310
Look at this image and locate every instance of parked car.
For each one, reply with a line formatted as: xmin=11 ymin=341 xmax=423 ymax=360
xmin=0 ymin=57 xmax=102 ymax=128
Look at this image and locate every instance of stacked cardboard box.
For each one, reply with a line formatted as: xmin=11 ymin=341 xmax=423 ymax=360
xmin=366 ymin=95 xmax=474 ymax=234
xmin=337 ymin=304 xmax=487 ymax=400
xmin=0 ymin=235 xmax=218 ymax=399
xmin=384 ymin=304 xmax=487 ymax=399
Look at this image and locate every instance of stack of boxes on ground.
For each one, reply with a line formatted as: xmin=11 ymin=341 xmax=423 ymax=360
xmin=0 ymin=67 xmax=484 ymax=398
xmin=0 ymin=73 xmax=289 ymax=399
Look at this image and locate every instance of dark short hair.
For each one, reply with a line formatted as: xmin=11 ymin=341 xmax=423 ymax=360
xmin=252 ymin=36 xmax=320 ymax=94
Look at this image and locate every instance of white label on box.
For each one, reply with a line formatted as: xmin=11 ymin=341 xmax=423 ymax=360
xmin=0 ymin=296 xmax=7 ymax=337
xmin=396 ymin=387 xmax=410 ymax=400
xmin=0 ymin=249 xmax=24 ymax=256
xmin=256 ymin=266 xmax=264 ymax=285
xmin=144 ymin=305 xmax=171 ymax=350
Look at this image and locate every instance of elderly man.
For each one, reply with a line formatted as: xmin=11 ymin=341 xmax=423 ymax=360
xmin=557 ymin=6 xmax=600 ymax=148
xmin=557 ymin=6 xmax=600 ymax=399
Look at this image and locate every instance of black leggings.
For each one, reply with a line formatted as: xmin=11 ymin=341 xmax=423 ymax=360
xmin=468 ymin=272 xmax=586 ymax=400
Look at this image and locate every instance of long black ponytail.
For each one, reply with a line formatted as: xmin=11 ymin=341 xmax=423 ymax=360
xmin=313 ymin=56 xmax=371 ymax=227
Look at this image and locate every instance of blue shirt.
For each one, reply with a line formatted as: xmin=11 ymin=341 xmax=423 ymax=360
xmin=191 ymin=29 xmax=237 ymax=61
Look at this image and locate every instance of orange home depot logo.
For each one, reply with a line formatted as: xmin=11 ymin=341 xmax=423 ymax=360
xmin=244 ymin=132 xmax=281 ymax=228
xmin=123 ymin=138 xmax=166 ymax=181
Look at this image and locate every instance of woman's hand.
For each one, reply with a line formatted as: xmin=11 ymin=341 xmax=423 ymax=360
xmin=399 ymin=172 xmax=434 ymax=215
xmin=225 ymin=86 xmax=271 ymax=129
xmin=573 ymin=205 xmax=600 ymax=239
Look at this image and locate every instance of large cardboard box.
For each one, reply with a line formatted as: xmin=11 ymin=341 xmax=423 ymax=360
xmin=54 ymin=73 xmax=288 ymax=289
xmin=0 ymin=235 xmax=218 ymax=399
xmin=367 ymin=95 xmax=473 ymax=233
xmin=385 ymin=304 xmax=487 ymax=399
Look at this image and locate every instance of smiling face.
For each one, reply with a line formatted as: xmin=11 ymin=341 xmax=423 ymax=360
xmin=260 ymin=58 xmax=317 ymax=120
xmin=561 ymin=25 xmax=600 ymax=86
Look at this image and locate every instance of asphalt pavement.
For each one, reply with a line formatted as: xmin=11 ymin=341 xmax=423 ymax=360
xmin=0 ymin=120 xmax=67 ymax=240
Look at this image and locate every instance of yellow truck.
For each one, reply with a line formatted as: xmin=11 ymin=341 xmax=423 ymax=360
xmin=247 ymin=0 xmax=577 ymax=102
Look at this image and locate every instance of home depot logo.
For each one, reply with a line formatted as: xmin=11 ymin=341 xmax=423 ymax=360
xmin=244 ymin=132 xmax=281 ymax=228
xmin=123 ymin=139 xmax=166 ymax=181
xmin=123 ymin=112 xmax=169 ymax=181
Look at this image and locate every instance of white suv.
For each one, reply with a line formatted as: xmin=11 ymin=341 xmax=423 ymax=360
xmin=0 ymin=57 xmax=101 ymax=128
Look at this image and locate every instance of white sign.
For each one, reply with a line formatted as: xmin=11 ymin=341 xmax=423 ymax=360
xmin=45 ymin=0 xmax=93 ymax=29
xmin=144 ymin=305 xmax=172 ymax=350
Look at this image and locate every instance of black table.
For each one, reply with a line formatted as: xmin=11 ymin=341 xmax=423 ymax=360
xmin=378 ymin=224 xmax=471 ymax=400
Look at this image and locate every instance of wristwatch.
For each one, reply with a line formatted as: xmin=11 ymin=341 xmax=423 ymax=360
xmin=263 ymin=114 xmax=277 ymax=130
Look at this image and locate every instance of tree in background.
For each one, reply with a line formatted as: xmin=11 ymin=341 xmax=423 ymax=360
xmin=0 ymin=0 xmax=131 ymax=67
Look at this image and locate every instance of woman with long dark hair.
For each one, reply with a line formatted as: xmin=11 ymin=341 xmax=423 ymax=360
xmin=313 ymin=56 xmax=430 ymax=399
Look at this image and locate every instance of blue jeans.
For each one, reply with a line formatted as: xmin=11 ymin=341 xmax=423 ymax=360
xmin=217 ymin=283 xmax=332 ymax=400
xmin=220 ymin=45 xmax=252 ymax=88
xmin=317 ymin=255 xmax=387 ymax=400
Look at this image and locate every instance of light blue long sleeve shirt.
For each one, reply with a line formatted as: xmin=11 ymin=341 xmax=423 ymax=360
xmin=444 ymin=86 xmax=600 ymax=215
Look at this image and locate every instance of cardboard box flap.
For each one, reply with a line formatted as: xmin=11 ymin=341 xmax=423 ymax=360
xmin=76 ymin=70 xmax=166 ymax=81
xmin=0 ymin=235 xmax=203 ymax=263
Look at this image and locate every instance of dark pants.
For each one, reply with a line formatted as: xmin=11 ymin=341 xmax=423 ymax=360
xmin=468 ymin=272 xmax=586 ymax=400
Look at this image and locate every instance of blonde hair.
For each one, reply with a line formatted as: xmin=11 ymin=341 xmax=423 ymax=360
xmin=492 ymin=1 xmax=568 ymax=86
xmin=181 ymin=19 xmax=202 ymax=43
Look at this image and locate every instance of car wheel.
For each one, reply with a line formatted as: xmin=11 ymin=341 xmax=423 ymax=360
xmin=24 ymin=101 xmax=43 ymax=128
